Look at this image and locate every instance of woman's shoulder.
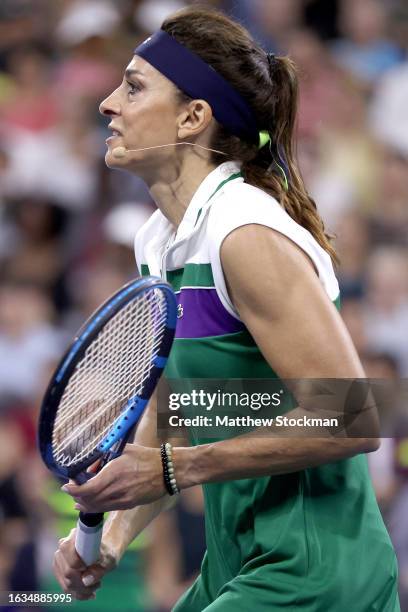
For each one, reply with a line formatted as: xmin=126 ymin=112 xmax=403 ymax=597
xmin=207 ymin=180 xmax=340 ymax=303
xmin=207 ymin=180 xmax=306 ymax=244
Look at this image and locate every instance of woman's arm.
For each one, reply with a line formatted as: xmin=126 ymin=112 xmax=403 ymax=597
xmin=101 ymin=392 xmax=178 ymax=561
xmin=173 ymin=224 xmax=380 ymax=488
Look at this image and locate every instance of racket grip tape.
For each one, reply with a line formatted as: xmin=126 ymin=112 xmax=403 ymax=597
xmin=75 ymin=512 xmax=104 ymax=566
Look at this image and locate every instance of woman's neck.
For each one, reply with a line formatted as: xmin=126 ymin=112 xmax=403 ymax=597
xmin=146 ymin=155 xmax=218 ymax=228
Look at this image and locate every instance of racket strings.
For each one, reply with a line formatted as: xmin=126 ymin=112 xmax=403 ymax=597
xmin=53 ymin=321 xmax=163 ymax=433
xmin=53 ymin=295 xmax=167 ymax=464
xmin=52 ymin=289 xmax=168 ymax=467
xmin=54 ymin=295 xmax=166 ymax=453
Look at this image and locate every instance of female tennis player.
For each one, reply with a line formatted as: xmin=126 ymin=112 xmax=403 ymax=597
xmin=53 ymin=7 xmax=400 ymax=610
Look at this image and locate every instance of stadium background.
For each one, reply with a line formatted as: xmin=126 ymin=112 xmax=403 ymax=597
xmin=0 ymin=0 xmax=408 ymax=610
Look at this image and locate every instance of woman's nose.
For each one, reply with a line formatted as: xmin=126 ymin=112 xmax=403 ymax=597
xmin=99 ymin=91 xmax=120 ymax=117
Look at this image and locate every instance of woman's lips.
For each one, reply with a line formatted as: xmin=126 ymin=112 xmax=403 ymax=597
xmin=106 ymin=133 xmax=122 ymax=144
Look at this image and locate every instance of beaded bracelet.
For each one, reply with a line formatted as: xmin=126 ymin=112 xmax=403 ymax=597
xmin=160 ymin=442 xmax=179 ymax=496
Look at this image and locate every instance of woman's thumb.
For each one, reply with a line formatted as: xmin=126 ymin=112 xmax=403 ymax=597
xmin=82 ymin=573 xmax=96 ymax=587
xmin=81 ymin=562 xmax=108 ymax=586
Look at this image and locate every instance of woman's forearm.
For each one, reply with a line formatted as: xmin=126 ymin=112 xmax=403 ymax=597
xmin=175 ymin=421 xmax=379 ymax=489
xmin=100 ymin=391 xmax=180 ymax=561
xmin=102 ymin=496 xmax=175 ymax=563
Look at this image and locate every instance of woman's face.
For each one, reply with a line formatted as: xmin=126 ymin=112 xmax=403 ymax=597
xmin=99 ymin=55 xmax=184 ymax=173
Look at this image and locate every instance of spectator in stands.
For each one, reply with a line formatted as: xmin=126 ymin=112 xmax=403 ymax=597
xmin=335 ymin=209 xmax=370 ymax=299
xmin=363 ymin=247 xmax=408 ymax=375
xmin=0 ymin=44 xmax=58 ymax=133
xmin=0 ymin=282 xmax=62 ymax=400
xmin=332 ymin=0 xmax=402 ymax=85
xmin=369 ymin=4 xmax=408 ymax=154
xmin=289 ymin=28 xmax=344 ymax=139
xmin=251 ymin=0 xmax=303 ymax=53
xmin=367 ymin=145 xmax=408 ymax=248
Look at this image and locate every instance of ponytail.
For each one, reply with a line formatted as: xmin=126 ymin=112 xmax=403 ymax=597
xmin=241 ymin=56 xmax=338 ymax=265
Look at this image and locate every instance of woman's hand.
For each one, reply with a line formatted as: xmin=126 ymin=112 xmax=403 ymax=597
xmin=61 ymin=444 xmax=166 ymax=513
xmin=53 ymin=528 xmax=117 ymax=600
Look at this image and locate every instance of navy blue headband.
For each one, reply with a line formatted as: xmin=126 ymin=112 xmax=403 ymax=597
xmin=133 ymin=30 xmax=259 ymax=144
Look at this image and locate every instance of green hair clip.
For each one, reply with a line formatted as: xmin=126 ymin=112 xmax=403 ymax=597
xmin=258 ymin=130 xmax=271 ymax=149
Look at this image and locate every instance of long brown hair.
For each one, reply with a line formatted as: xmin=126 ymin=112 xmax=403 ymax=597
xmin=162 ymin=6 xmax=338 ymax=265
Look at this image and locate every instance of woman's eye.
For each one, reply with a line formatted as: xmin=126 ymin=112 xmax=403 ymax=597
xmin=127 ymin=81 xmax=140 ymax=96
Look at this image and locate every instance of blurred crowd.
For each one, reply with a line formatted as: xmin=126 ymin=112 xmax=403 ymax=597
xmin=0 ymin=0 xmax=408 ymax=610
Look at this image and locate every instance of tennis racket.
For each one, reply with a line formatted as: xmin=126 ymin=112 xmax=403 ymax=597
xmin=38 ymin=276 xmax=177 ymax=566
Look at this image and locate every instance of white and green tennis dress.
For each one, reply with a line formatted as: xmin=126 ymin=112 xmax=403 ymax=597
xmin=135 ymin=161 xmax=399 ymax=611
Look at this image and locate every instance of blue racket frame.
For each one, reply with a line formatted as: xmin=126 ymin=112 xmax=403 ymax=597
xmin=38 ymin=276 xmax=177 ymax=482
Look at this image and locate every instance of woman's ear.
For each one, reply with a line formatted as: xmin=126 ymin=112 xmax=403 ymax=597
xmin=177 ymin=99 xmax=213 ymax=140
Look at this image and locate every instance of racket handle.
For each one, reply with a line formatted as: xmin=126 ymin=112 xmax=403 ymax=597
xmin=75 ymin=512 xmax=104 ymax=566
